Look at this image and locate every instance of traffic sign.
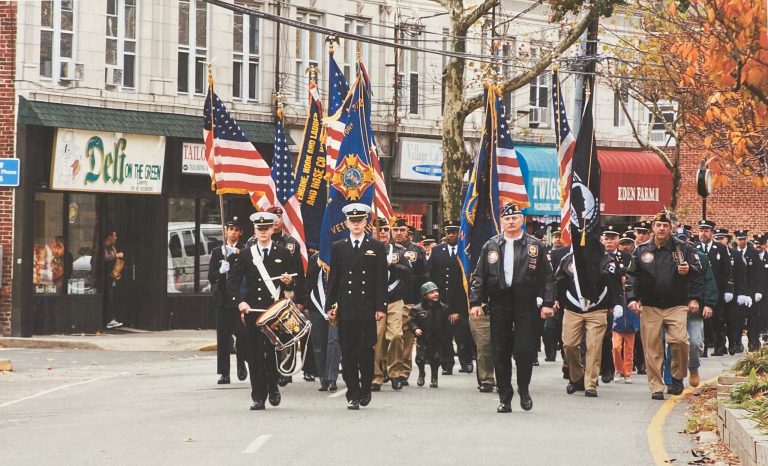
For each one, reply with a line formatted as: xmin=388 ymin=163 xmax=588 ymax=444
xmin=0 ymin=158 xmax=20 ymax=187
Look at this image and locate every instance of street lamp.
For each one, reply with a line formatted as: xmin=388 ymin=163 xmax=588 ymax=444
xmin=696 ymin=160 xmax=714 ymax=220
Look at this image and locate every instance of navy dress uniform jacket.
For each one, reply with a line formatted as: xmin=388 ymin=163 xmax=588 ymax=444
xmin=427 ymin=243 xmax=469 ymax=316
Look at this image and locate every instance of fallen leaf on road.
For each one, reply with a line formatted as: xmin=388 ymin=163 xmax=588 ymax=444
xmin=184 ymin=437 xmax=195 ymax=442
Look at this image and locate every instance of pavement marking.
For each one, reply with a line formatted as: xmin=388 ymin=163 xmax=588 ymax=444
xmin=0 ymin=372 xmax=129 ymax=409
xmin=243 ymin=434 xmax=272 ymax=454
xmin=646 ymin=376 xmax=718 ymax=466
xmin=329 ymin=388 xmax=348 ymax=398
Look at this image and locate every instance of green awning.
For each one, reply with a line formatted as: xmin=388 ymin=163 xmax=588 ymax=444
xmin=17 ymin=96 xmax=286 ymax=145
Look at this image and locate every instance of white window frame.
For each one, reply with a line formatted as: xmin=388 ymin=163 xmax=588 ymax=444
xmin=178 ymin=0 xmax=208 ymax=95
xmin=105 ymin=0 xmax=137 ymax=89
xmin=613 ymin=87 xmax=630 ymax=127
xmin=233 ymin=0 xmax=261 ymax=102
xmin=501 ymin=40 xmax=516 ymax=120
xmin=647 ymin=101 xmax=676 ymax=144
xmin=294 ymin=11 xmax=322 ymax=103
xmin=529 ymin=71 xmax=550 ymax=128
xmin=40 ymin=0 xmax=78 ymax=82
xmin=399 ymin=34 xmax=421 ymax=117
xmin=342 ymin=18 xmax=370 ymax=85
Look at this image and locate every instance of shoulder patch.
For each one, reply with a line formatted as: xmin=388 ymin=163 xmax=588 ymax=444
xmin=641 ymin=251 xmax=655 ymax=264
xmin=487 ymin=250 xmax=499 ymax=264
xmin=404 ymin=251 xmax=417 ymax=262
xmin=528 ymin=245 xmax=538 ymax=258
xmin=286 ymin=243 xmax=295 ymax=253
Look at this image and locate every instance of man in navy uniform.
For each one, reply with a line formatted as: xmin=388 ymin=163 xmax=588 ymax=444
xmin=227 ymin=212 xmax=297 ymax=411
xmin=208 ymin=216 xmax=247 ymax=385
xmin=469 ymin=203 xmax=555 ymax=413
xmin=695 ymin=219 xmax=733 ymax=356
xmin=732 ymin=229 xmax=763 ymax=352
xmin=755 ymin=235 xmax=768 ymax=344
xmin=326 ymin=204 xmax=388 ymax=410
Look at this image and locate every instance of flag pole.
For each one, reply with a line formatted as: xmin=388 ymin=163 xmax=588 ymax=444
xmin=207 ymin=63 xmax=227 ymax=239
xmin=357 ymin=41 xmax=379 ymax=237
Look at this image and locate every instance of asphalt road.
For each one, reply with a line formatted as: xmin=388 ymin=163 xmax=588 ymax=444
xmin=0 ymin=347 xmax=739 ymax=465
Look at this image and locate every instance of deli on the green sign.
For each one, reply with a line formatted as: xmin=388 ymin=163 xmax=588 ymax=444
xmin=50 ymin=129 xmax=166 ymax=194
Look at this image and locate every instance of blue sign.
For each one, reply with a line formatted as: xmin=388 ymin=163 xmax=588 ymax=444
xmin=515 ymin=146 xmax=560 ymax=216
xmin=0 ymin=158 xmax=20 ymax=187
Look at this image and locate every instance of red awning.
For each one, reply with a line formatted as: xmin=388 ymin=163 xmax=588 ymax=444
xmin=598 ymin=149 xmax=673 ymax=216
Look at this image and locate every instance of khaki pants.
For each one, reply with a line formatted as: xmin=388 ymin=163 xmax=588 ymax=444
xmin=640 ymin=306 xmax=689 ymax=393
xmin=373 ymin=299 xmax=405 ymax=384
xmin=401 ymin=304 xmax=415 ymax=377
xmin=562 ymin=309 xmax=607 ymax=390
xmin=469 ymin=313 xmax=495 ymax=385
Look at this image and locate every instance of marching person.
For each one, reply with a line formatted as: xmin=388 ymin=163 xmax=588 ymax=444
xmin=371 ymin=218 xmax=410 ymax=392
xmin=687 ymin=238 xmax=718 ymax=387
xmin=618 ymin=231 xmax=636 ymax=254
xmin=227 ymin=212 xmax=297 ymax=411
xmin=627 ymin=211 xmax=701 ymax=400
xmin=469 ymin=203 xmax=555 ymax=413
xmin=305 ymin=251 xmax=333 ymax=391
xmin=756 ymin=235 xmax=768 ymax=343
xmin=326 ymin=204 xmax=388 ymax=410
xmin=208 ymin=217 xmax=247 ymax=385
xmin=631 ymin=220 xmax=652 ymax=376
xmin=598 ymin=225 xmax=628 ymax=384
xmin=732 ymin=229 xmax=763 ymax=352
xmin=695 ymin=220 xmax=733 ymax=356
xmin=409 ymin=282 xmax=451 ymax=388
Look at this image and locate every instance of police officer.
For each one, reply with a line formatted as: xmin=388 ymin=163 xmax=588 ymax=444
xmin=227 ymin=212 xmax=297 ymax=411
xmin=755 ymin=235 xmax=768 ymax=343
xmin=469 ymin=203 xmax=555 ymax=413
xmin=428 ymin=220 xmax=479 ymax=385
xmin=600 ymin=225 xmax=633 ymax=384
xmin=326 ymin=204 xmax=388 ymax=410
xmin=732 ymin=229 xmax=763 ymax=352
xmin=619 ymin=230 xmax=636 ymax=254
xmin=627 ymin=211 xmax=701 ymax=400
xmin=695 ymin=220 xmax=733 ymax=356
xmin=209 ymin=217 xmax=247 ymax=385
xmin=633 ymin=220 xmax=652 ymax=246
xmin=371 ymin=218 xmax=411 ymax=391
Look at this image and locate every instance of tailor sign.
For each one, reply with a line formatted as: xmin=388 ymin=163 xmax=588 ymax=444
xmin=0 ymin=158 xmax=20 ymax=187
xmin=399 ymin=137 xmax=443 ymax=182
xmin=182 ymin=142 xmax=209 ymax=175
xmin=51 ymin=129 xmax=166 ymax=194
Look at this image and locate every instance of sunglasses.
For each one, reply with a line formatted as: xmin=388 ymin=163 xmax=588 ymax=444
xmin=379 ymin=227 xmax=390 ymax=232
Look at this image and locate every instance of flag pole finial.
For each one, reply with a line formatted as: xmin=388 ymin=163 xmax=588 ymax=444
xmin=306 ymin=64 xmax=320 ymax=84
xmin=326 ymin=35 xmax=340 ymax=54
xmin=274 ymin=92 xmax=286 ymax=120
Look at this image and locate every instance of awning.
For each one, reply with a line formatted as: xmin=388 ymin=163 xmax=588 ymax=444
xmin=17 ymin=96 xmax=285 ymax=145
xmin=515 ymin=146 xmax=561 ymax=216
xmin=599 ymin=149 xmax=672 ymax=216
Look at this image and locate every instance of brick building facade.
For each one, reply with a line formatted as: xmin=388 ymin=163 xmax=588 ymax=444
xmin=675 ymin=147 xmax=768 ymax=234
xmin=0 ymin=1 xmax=16 ymax=336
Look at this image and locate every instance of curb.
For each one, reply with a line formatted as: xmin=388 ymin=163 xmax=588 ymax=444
xmin=0 ymin=338 xmax=103 ymax=351
xmin=197 ymin=343 xmax=217 ymax=352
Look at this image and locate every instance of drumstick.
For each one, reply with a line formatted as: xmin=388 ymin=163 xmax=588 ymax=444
xmin=268 ymin=273 xmax=298 ymax=281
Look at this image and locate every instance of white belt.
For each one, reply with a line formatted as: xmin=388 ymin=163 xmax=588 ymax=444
xmin=388 ymin=279 xmax=401 ymax=293
xmin=310 ymin=271 xmax=328 ymax=320
xmin=566 ymin=286 xmax=608 ymax=312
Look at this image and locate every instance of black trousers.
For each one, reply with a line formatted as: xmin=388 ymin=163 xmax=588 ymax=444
xmin=726 ymin=303 xmax=747 ymax=349
xmin=308 ymin=311 xmax=329 ymax=382
xmin=600 ymin=312 xmax=614 ymax=376
xmin=242 ymin=324 xmax=278 ymax=403
xmin=441 ymin=315 xmax=475 ymax=370
xmin=489 ymin=289 xmax=536 ymax=404
xmin=747 ymin=300 xmax=765 ymax=349
xmin=633 ymin=330 xmax=645 ymax=369
xmin=710 ymin=299 xmax=728 ymax=349
xmin=215 ymin=303 xmax=244 ymax=376
xmin=339 ymin=320 xmax=374 ymax=402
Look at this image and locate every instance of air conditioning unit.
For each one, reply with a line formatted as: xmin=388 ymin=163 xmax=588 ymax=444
xmin=105 ymin=67 xmax=123 ymax=87
xmin=650 ymin=130 xmax=669 ymax=144
xmin=59 ymin=61 xmax=83 ymax=81
xmin=528 ymin=106 xmax=548 ymax=127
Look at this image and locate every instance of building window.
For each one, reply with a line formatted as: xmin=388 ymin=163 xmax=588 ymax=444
xmin=342 ymin=18 xmax=370 ymax=83
xmin=233 ymin=0 xmax=260 ymax=101
xmin=33 ymin=193 xmax=65 ymax=294
xmin=178 ymin=0 xmax=208 ymax=94
xmin=68 ymin=194 xmax=98 ymax=294
xmin=105 ymin=0 xmax=137 ymax=89
xmin=39 ymin=0 xmax=76 ymax=81
xmin=294 ymin=12 xmax=322 ymax=102
xmin=529 ymin=71 xmax=550 ymax=128
xmin=613 ymin=87 xmax=629 ymax=127
xmin=167 ymin=197 xmax=221 ymax=294
xmin=408 ymin=36 xmax=420 ymax=115
xmin=502 ymin=40 xmax=515 ymax=118
xmin=648 ymin=102 xmax=676 ymax=144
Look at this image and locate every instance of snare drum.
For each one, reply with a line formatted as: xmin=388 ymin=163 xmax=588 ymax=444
xmin=255 ymin=298 xmax=311 ymax=350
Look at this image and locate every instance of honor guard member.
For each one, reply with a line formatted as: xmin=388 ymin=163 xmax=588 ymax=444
xmin=619 ymin=231 xmax=636 ymax=254
xmin=326 ymin=204 xmax=388 ymax=410
xmin=469 ymin=203 xmax=555 ymax=413
xmin=631 ymin=221 xmax=651 ymax=375
xmin=732 ymin=229 xmax=763 ymax=352
xmin=209 ymin=216 xmax=248 ymax=385
xmin=633 ymin=220 xmax=652 ymax=246
xmin=391 ymin=218 xmax=429 ymax=381
xmin=428 ymin=220 xmax=481 ymax=385
xmin=627 ymin=210 xmax=701 ymax=400
xmin=227 ymin=212 xmax=297 ymax=411
xmin=305 ymin=252 xmax=333 ymax=391
xmin=599 ymin=225 xmax=633 ymax=384
xmin=422 ymin=237 xmax=437 ymax=260
xmin=756 ymin=235 xmax=768 ymax=343
xmin=371 ymin=218 xmax=411 ymax=391
xmin=696 ymin=220 xmax=734 ymax=356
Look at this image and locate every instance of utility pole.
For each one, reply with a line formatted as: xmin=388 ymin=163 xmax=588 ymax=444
xmin=389 ymin=21 xmax=401 ymax=196
xmin=273 ymin=0 xmax=281 ymax=104
xmin=574 ymin=11 xmax=599 ymax=134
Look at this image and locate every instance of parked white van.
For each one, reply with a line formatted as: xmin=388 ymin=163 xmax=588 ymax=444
xmin=167 ymin=223 xmax=223 ymax=293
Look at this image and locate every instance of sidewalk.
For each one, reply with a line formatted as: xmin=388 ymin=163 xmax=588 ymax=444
xmin=0 ymin=328 xmax=217 ymax=352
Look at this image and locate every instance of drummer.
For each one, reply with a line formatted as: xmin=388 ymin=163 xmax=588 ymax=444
xmin=227 ymin=211 xmax=297 ymax=411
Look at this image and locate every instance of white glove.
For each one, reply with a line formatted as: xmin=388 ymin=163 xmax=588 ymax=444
xmin=612 ymin=305 xmax=624 ymax=320
xmin=746 ymin=296 xmax=753 ymax=307
xmin=737 ymin=295 xmax=748 ymax=306
xmin=724 ymin=292 xmax=733 ymax=303
xmin=536 ymin=297 xmax=543 ymax=307
xmin=756 ymin=293 xmax=763 ymax=303
xmin=219 ymin=261 xmax=230 ymax=274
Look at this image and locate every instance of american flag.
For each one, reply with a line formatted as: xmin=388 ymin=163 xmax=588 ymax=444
xmin=361 ymin=62 xmax=395 ymax=221
xmin=203 ymin=91 xmax=275 ymax=209
xmin=552 ymin=69 xmax=575 ymax=246
xmin=273 ymin=116 xmax=308 ymax=271
xmin=494 ymin=93 xmax=529 ymax=208
xmin=325 ymin=51 xmax=351 ymax=172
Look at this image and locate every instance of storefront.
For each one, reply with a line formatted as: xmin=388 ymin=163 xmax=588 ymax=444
xmin=391 ymin=136 xmax=442 ymax=238
xmin=12 ymin=98 xmax=276 ymax=336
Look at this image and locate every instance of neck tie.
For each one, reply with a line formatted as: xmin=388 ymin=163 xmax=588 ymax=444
xmin=354 ymin=240 xmax=360 ymax=250
xmin=262 ymin=248 xmax=269 ymax=259
xmin=450 ymin=246 xmax=455 ymax=258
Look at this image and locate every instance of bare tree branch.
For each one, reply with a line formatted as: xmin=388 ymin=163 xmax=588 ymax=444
xmin=457 ymin=0 xmax=499 ymax=33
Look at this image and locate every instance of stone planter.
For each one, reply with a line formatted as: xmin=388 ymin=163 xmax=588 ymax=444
xmin=718 ymin=374 xmax=750 ymax=400
xmin=716 ymin=403 xmax=768 ymax=466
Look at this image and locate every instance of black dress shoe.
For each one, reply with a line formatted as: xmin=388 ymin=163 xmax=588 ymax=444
xmin=237 ymin=361 xmax=247 ymax=381
xmin=347 ymin=400 xmax=360 ymax=410
xmin=442 ymin=369 xmax=453 ymax=376
xmin=303 ymin=373 xmax=315 ymax=382
xmin=701 ymin=347 xmax=708 ymax=358
xmin=329 ymin=381 xmax=337 ymax=392
xmin=566 ymin=379 xmax=585 ymax=394
xmin=400 ymin=377 xmax=409 ymax=387
xmin=519 ymin=391 xmax=533 ymax=411
xmin=729 ymin=347 xmax=737 ymax=355
xmin=713 ymin=347 xmax=726 ymax=356
xmin=359 ymin=392 xmax=372 ymax=407
xmin=463 ymin=364 xmax=474 ymax=374
xmin=391 ymin=377 xmax=403 ymax=391
xmin=478 ymin=383 xmax=494 ymax=393
xmin=370 ymin=383 xmax=381 ymax=392
xmin=250 ymin=400 xmax=265 ymax=410
xmin=278 ymin=376 xmax=292 ymax=387
xmin=532 ymin=359 xmax=540 ymax=367
xmin=651 ymin=391 xmax=665 ymax=400
xmin=318 ymin=381 xmax=329 ymax=392
xmin=585 ymin=389 xmax=598 ymax=397
xmin=636 ymin=365 xmax=647 ymax=375
xmin=601 ymin=373 xmax=613 ymax=384
xmin=667 ymin=378 xmax=684 ymax=396
xmin=268 ymin=390 xmax=281 ymax=406
xmin=217 ymin=375 xmax=231 ymax=385
xmin=497 ymin=402 xmax=512 ymax=413
xmin=417 ymin=375 xmax=425 ymax=387
xmin=429 ymin=377 xmax=438 ymax=388
xmin=736 ymin=343 xmax=745 ymax=353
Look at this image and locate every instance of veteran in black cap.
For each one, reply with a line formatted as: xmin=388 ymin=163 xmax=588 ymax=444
xmin=469 ymin=202 xmax=555 ymax=412
xmin=695 ymin=219 xmax=733 ymax=356
xmin=326 ymin=203 xmax=388 ymax=410
xmin=619 ymin=231 xmax=636 ymax=254
xmin=208 ymin=216 xmax=247 ymax=385
xmin=227 ymin=211 xmax=298 ymax=411
xmin=633 ymin=220 xmax=652 ymax=246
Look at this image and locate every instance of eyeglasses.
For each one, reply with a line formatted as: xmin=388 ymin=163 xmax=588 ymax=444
xmin=379 ymin=227 xmax=390 ymax=232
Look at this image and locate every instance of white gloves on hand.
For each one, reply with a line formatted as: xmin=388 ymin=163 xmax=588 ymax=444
xmin=756 ymin=293 xmax=763 ymax=303
xmin=219 ymin=261 xmax=230 ymax=274
xmin=536 ymin=297 xmax=543 ymax=307
xmin=612 ymin=305 xmax=624 ymax=320
xmin=737 ymin=295 xmax=753 ymax=307
xmin=724 ymin=292 xmax=733 ymax=303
